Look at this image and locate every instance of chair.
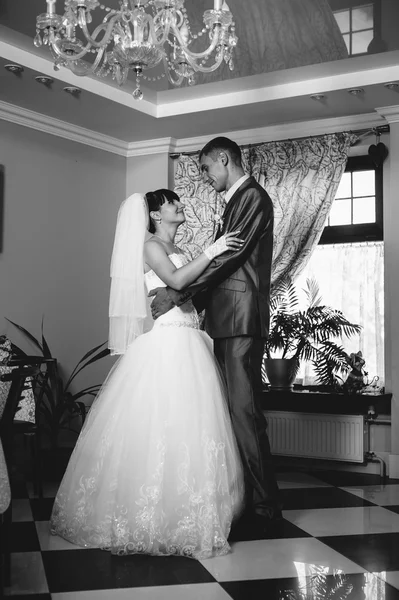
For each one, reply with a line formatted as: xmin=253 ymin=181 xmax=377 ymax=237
xmin=0 ymin=364 xmax=38 ymax=591
xmin=2 ymin=357 xmax=54 ymax=498
xmin=1 ymin=358 xmax=54 ymax=493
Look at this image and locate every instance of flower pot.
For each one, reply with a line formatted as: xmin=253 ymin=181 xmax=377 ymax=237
xmin=264 ymin=358 xmax=298 ymax=391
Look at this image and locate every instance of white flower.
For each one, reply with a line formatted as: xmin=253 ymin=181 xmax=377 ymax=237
xmin=213 ymin=213 xmax=224 ymax=229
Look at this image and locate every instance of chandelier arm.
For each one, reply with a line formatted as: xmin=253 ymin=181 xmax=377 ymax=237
xmin=50 ymin=36 xmax=93 ymax=62
xmin=68 ymin=61 xmax=92 ymax=76
xmin=90 ymin=46 xmax=106 ymax=70
xmin=185 ymin=49 xmax=225 ymax=73
xmin=163 ymin=58 xmax=184 ymax=86
xmin=171 ymin=24 xmax=222 ymax=60
xmin=151 ymin=15 xmax=172 ymax=47
xmin=68 ymin=46 xmax=105 ymax=76
xmin=78 ymin=11 xmax=120 ymax=48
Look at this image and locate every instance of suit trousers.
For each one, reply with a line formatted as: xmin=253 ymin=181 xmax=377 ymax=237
xmin=214 ymin=336 xmax=281 ymax=520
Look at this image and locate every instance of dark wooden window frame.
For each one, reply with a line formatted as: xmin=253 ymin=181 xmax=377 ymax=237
xmin=319 ymin=155 xmax=383 ymax=244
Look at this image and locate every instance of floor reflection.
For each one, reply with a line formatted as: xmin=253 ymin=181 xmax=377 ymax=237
xmin=276 ymin=567 xmax=388 ymax=600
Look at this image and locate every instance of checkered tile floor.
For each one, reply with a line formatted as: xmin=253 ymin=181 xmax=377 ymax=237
xmin=6 ymin=470 xmax=399 ymax=599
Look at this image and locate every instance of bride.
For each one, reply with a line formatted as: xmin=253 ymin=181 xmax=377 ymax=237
xmin=50 ymin=189 xmax=245 ymax=559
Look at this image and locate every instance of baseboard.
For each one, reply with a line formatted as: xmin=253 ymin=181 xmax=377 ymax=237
xmin=273 ymin=453 xmax=390 ymax=477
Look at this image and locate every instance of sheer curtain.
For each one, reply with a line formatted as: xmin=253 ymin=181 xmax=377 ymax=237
xmin=295 ymin=241 xmax=384 ymax=385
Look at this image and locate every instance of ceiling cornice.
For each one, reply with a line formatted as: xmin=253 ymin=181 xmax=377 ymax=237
xmin=0 ymin=100 xmax=390 ymax=157
xmin=173 ymin=112 xmax=387 ymax=153
xmin=126 ymin=137 xmax=177 ymax=157
xmin=375 ymin=105 xmax=399 ymax=123
xmin=0 ymin=100 xmax=129 ymax=156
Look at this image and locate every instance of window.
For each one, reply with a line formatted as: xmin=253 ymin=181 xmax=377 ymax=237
xmin=296 ymin=157 xmax=384 ymax=387
xmin=320 ymin=155 xmax=383 ymax=244
xmin=328 ymin=1 xmax=380 ymax=55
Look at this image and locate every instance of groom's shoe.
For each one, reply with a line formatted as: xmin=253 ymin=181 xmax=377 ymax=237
xmin=251 ymin=512 xmax=284 ymax=540
xmin=229 ymin=510 xmax=283 ymax=542
xmin=228 ymin=511 xmax=255 ymax=542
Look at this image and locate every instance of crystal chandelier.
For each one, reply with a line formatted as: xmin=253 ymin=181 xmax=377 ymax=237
xmin=34 ymin=0 xmax=238 ymax=100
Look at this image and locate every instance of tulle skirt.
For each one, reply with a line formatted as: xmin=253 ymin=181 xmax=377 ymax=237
xmin=50 ymin=325 xmax=244 ymax=559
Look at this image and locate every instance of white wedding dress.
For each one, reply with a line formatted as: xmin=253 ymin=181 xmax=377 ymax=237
xmin=50 ymin=253 xmax=244 ymax=559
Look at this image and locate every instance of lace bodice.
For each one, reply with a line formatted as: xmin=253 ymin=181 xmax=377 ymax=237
xmin=145 ymin=253 xmax=199 ymax=330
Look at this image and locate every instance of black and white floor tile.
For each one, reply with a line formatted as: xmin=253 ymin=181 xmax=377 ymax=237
xmin=5 ymin=471 xmax=399 ymax=599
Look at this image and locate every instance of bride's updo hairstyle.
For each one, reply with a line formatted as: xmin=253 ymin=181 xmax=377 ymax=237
xmin=145 ymin=189 xmax=181 ymax=234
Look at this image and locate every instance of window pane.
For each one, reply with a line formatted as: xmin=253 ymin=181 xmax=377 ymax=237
xmin=334 ymin=9 xmax=350 ymax=33
xmin=352 ymin=29 xmax=373 ymax=54
xmin=353 ymin=170 xmax=375 ymax=197
xmin=329 ymin=198 xmax=352 ymax=225
xmin=335 ymin=172 xmax=352 ymax=199
xmin=352 ymin=5 xmax=374 ymax=31
xmin=343 ymin=33 xmax=351 ymax=53
xmin=353 ymin=196 xmax=376 ymax=223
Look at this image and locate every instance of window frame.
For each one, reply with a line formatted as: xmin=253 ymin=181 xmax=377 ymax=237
xmin=319 ymin=155 xmax=383 ymax=244
xmin=328 ymin=0 xmax=381 ymax=56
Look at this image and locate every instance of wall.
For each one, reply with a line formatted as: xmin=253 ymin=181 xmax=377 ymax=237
xmin=381 ymin=0 xmax=399 ymax=51
xmin=0 ymin=121 xmax=126 ymax=391
xmin=383 ymin=118 xmax=399 ymax=477
xmin=126 ymin=153 xmax=172 ymax=197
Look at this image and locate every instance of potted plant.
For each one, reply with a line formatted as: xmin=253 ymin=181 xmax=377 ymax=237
xmin=6 ymin=319 xmax=110 ymax=476
xmin=263 ymin=278 xmax=361 ymax=391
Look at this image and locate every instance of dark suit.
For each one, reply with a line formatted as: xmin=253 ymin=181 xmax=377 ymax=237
xmin=173 ymin=176 xmax=280 ymax=519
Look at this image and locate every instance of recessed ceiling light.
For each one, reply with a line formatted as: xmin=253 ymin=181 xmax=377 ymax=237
xmin=63 ymin=86 xmax=81 ymax=96
xmin=384 ymin=82 xmax=399 ymax=90
xmin=35 ymin=75 xmax=54 ymax=86
xmin=4 ymin=64 xmax=24 ymax=75
xmin=310 ymin=94 xmax=325 ymax=101
xmin=348 ymin=88 xmax=364 ymax=95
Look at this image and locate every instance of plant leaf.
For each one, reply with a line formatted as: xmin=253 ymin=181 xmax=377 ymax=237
xmin=6 ymin=318 xmax=43 ymax=353
xmin=66 ymin=347 xmax=110 ymax=389
xmin=64 ymin=341 xmax=107 ymax=389
xmin=41 ymin=316 xmax=52 ymax=358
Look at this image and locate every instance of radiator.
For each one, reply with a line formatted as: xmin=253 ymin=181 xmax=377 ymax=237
xmin=266 ymin=411 xmax=365 ymax=463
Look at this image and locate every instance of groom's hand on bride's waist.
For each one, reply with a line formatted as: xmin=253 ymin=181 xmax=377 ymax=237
xmin=148 ymin=287 xmax=191 ymax=320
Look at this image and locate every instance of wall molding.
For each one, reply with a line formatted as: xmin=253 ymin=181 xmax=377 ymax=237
xmin=173 ymin=112 xmax=388 ymax=153
xmin=126 ymin=137 xmax=177 ymax=157
xmin=0 ymin=99 xmax=390 ymax=158
xmin=376 ymin=105 xmax=399 ymax=123
xmin=0 ymin=100 xmax=129 ymax=156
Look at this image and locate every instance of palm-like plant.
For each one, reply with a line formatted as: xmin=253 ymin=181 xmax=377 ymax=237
xmin=281 ymin=568 xmax=355 ymax=599
xmin=264 ymin=278 xmax=362 ymax=386
xmin=6 ymin=318 xmax=110 ymax=448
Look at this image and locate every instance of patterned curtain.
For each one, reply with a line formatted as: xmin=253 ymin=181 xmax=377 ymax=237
xmin=174 ymin=133 xmax=356 ymax=288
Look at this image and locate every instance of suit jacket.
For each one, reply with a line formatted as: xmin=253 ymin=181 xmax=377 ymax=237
xmin=178 ymin=176 xmax=274 ymax=339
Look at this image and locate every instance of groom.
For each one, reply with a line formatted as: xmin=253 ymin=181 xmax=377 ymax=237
xmin=150 ymin=136 xmax=282 ymax=533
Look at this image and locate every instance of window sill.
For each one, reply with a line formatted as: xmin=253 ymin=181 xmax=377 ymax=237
xmin=262 ymin=389 xmax=392 ymax=416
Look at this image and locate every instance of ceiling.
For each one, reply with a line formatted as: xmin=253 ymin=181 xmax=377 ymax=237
xmin=1 ymin=1 xmax=399 ymax=148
